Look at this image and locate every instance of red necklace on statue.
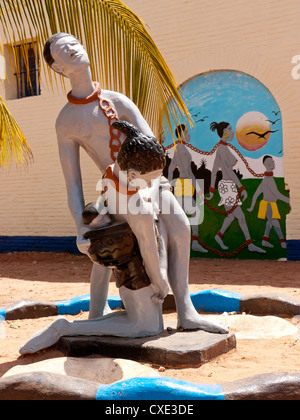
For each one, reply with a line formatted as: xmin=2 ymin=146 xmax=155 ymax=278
xmin=67 ymin=82 xmax=121 ymax=162
xmin=67 ymin=82 xmax=101 ymax=104
xmin=103 ymin=165 xmax=139 ymax=196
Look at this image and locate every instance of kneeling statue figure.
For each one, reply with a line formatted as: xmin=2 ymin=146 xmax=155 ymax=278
xmin=20 ymin=122 xmax=228 ymax=355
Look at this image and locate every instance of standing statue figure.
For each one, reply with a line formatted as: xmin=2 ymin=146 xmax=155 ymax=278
xmin=25 ymin=33 xmax=228 ymax=338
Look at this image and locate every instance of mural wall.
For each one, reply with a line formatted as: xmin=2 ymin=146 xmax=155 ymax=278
xmin=163 ymin=71 xmax=290 ymax=260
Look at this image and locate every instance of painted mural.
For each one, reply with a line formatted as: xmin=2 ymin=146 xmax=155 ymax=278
xmin=163 ymin=70 xmax=290 ymax=260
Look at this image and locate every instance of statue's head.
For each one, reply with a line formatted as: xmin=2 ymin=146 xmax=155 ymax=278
xmin=113 ymin=121 xmax=166 ymax=188
xmin=43 ymin=33 xmax=90 ymax=78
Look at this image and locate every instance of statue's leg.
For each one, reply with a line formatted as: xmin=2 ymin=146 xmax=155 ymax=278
xmin=159 ymin=188 xmax=228 ymax=334
xmin=89 ymin=264 xmax=112 ymax=319
xmin=20 ymin=286 xmax=163 ymax=355
xmin=75 ymin=285 xmax=164 ymax=337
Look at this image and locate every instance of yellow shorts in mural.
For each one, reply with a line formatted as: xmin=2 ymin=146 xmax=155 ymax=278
xmin=174 ymin=178 xmax=195 ymax=198
xmin=258 ymin=200 xmax=281 ymax=220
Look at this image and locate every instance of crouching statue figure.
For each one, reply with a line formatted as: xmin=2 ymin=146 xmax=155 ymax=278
xmin=20 ymin=121 xmax=228 ymax=355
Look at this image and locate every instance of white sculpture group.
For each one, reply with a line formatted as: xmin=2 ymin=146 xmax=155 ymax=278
xmin=20 ymin=33 xmax=228 ymax=355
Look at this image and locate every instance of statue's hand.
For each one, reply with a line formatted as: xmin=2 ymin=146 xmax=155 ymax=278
xmin=76 ymin=231 xmax=91 ymax=255
xmin=151 ymin=280 xmax=170 ymax=304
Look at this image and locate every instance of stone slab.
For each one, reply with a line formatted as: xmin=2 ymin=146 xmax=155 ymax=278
xmin=58 ymin=329 xmax=236 ymax=368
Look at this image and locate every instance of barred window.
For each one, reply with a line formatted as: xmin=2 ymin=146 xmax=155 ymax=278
xmin=14 ymin=42 xmax=40 ymax=99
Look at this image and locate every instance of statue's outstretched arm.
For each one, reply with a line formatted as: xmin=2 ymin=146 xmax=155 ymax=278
xmin=57 ymin=136 xmax=84 ymax=230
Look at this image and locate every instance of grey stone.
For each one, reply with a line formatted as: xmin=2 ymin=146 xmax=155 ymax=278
xmin=223 ymin=372 xmax=300 ymax=400
xmin=0 ymin=372 xmax=98 ymax=400
xmin=4 ymin=300 xmax=58 ymax=320
xmin=240 ymin=294 xmax=300 ymax=317
xmin=58 ymin=329 xmax=236 ymax=368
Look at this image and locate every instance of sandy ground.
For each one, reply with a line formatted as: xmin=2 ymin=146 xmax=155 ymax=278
xmin=0 ymin=251 xmax=300 ymax=386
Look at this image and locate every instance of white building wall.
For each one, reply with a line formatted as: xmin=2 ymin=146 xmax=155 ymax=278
xmin=0 ymin=0 xmax=300 ymax=240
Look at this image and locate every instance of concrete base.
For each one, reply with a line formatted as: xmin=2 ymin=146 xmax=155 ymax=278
xmin=1 ymin=370 xmax=299 ymax=400
xmin=3 ymin=357 xmax=160 ymax=384
xmin=58 ymin=329 xmax=236 ymax=368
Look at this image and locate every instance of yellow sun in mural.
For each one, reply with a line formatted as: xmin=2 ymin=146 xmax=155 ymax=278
xmin=236 ymin=111 xmax=274 ymax=152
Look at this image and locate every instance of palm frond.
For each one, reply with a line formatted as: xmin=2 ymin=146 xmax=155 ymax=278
xmin=0 ymin=35 xmax=5 ymax=80
xmin=0 ymin=30 xmax=33 ymax=168
xmin=0 ymin=95 xmax=33 ymax=168
xmin=0 ymin=0 xmax=192 ymax=141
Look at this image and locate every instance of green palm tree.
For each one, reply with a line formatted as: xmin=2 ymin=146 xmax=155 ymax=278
xmin=0 ymin=0 xmax=192 ymax=167
xmin=0 ymin=36 xmax=33 ymax=168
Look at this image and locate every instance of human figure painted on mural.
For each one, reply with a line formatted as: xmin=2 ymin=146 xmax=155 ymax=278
xmin=39 ymin=33 xmax=228 ymax=336
xmin=207 ymin=121 xmax=265 ymax=254
xmin=248 ymin=155 xmax=290 ymax=249
xmin=167 ymin=124 xmax=207 ymax=254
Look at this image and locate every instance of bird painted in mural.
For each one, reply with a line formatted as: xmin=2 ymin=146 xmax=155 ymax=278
xmin=246 ymin=130 xmax=278 ymax=139
xmin=266 ymin=119 xmax=281 ymax=125
xmin=272 ymin=110 xmax=281 ymax=116
xmin=196 ymin=116 xmax=208 ymax=123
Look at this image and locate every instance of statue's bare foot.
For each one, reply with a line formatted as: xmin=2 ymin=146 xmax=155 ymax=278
xmin=178 ymin=312 xmax=229 ymax=334
xmin=20 ymin=317 xmax=68 ymax=355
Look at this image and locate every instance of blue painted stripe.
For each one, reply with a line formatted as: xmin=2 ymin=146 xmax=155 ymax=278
xmin=56 ymin=295 xmax=122 ymax=315
xmin=0 ymin=236 xmax=80 ymax=254
xmin=56 ymin=294 xmax=90 ymax=315
xmin=191 ymin=289 xmax=242 ymax=313
xmin=96 ymin=377 xmax=224 ymax=401
xmin=0 ymin=236 xmax=299 ymax=260
xmin=287 ymin=240 xmax=300 ymax=261
xmin=0 ymin=308 xmax=6 ymax=320
xmin=107 ymin=295 xmax=123 ymax=310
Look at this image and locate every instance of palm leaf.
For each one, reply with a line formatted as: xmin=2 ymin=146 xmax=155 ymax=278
xmin=0 ymin=35 xmax=5 ymax=80
xmin=0 ymin=94 xmax=33 ymax=168
xmin=0 ymin=33 xmax=33 ymax=168
xmin=0 ymin=0 xmax=192 ymax=141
